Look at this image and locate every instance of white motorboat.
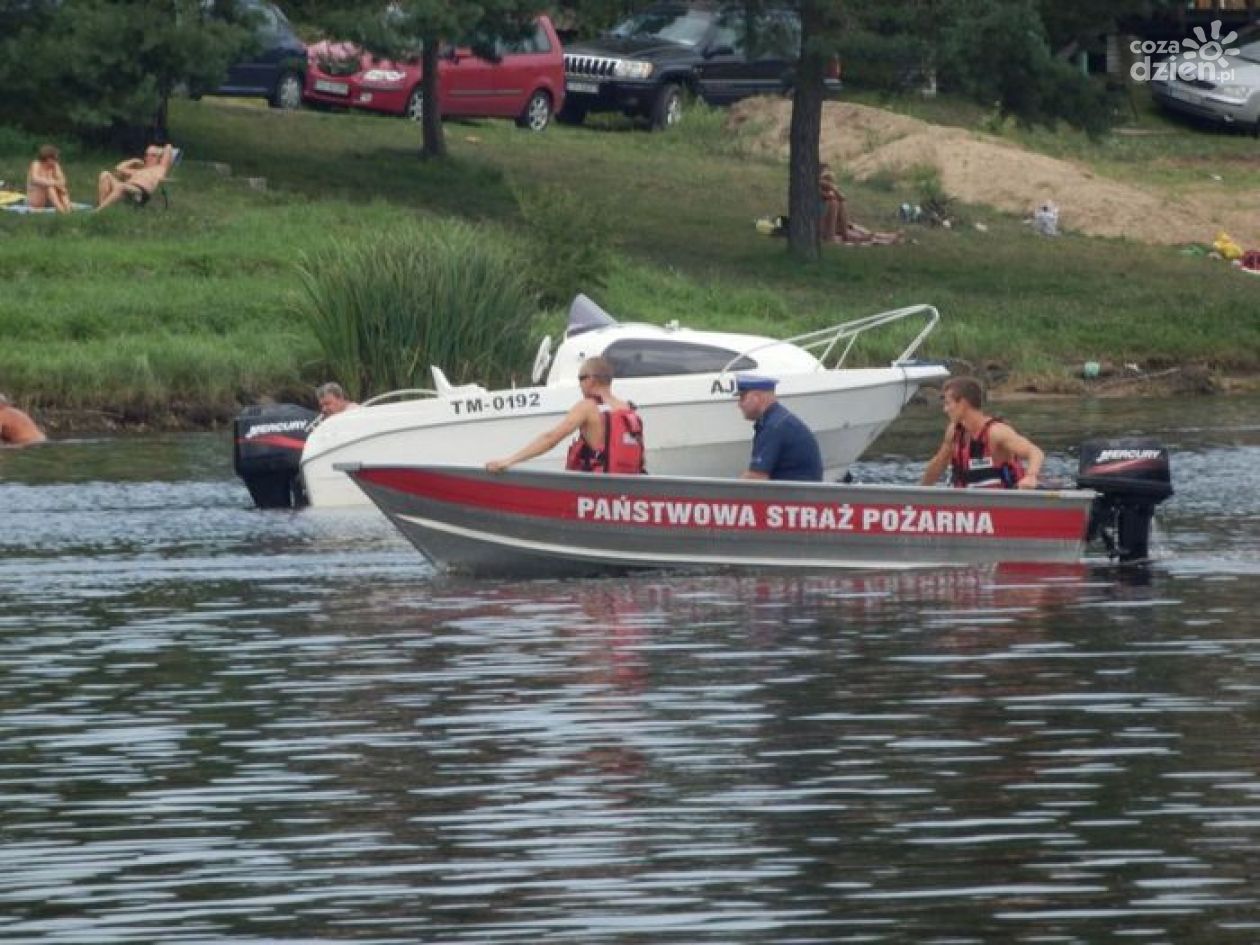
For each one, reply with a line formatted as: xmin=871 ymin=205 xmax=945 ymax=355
xmin=236 ymin=297 xmax=949 ymax=508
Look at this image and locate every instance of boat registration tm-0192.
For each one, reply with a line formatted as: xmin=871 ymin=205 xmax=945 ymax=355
xmin=449 ymin=392 xmax=544 ymax=416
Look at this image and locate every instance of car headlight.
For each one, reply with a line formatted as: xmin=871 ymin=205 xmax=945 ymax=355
xmin=362 ymin=69 xmax=407 ymax=84
xmin=613 ymin=60 xmax=654 ymax=80
xmin=1211 ymin=84 xmax=1253 ymax=101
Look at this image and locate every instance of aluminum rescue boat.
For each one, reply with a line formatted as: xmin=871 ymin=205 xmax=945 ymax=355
xmin=339 ymin=440 xmax=1173 ymax=577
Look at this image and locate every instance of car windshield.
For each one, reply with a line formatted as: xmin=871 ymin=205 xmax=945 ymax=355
xmin=1237 ymin=37 xmax=1260 ymax=64
xmin=609 ymin=7 xmax=715 ymax=46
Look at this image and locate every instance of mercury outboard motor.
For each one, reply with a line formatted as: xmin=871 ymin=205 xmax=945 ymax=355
xmin=233 ymin=404 xmax=318 ymax=509
xmin=1077 ymin=438 xmax=1173 ymax=563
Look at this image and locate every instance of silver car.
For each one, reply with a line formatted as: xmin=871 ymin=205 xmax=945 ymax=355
xmin=1151 ymin=30 xmax=1260 ymax=132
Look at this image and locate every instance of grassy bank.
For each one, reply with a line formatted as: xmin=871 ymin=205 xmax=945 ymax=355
xmin=2 ymin=95 xmax=1258 ymax=430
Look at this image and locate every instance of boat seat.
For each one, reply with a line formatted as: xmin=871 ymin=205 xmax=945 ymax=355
xmin=431 ymin=366 xmax=486 ymax=397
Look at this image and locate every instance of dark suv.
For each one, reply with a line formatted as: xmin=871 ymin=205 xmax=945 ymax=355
xmin=560 ymin=3 xmax=837 ymax=129
xmin=206 ymin=0 xmax=306 ymax=109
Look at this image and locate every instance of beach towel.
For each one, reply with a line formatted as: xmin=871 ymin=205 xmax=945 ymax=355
xmin=1 ymin=201 xmax=92 ymax=213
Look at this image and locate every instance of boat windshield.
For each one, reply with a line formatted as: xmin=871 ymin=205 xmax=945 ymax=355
xmin=603 ymin=339 xmax=757 ymax=377
xmin=609 ymin=7 xmax=716 ymax=46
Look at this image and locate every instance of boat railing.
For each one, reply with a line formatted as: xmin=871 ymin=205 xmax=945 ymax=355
xmin=360 ymin=388 xmax=439 ymax=408
xmin=720 ymin=303 xmax=940 ymax=375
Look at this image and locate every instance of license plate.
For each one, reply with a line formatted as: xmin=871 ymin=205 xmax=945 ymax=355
xmin=315 ymin=79 xmax=349 ymax=95
xmin=567 ymin=80 xmax=599 ymax=94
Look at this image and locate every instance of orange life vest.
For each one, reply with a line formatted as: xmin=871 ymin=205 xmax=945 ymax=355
xmin=566 ymin=398 xmax=646 ymax=474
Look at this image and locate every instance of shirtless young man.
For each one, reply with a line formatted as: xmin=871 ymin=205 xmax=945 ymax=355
xmin=96 ymin=143 xmax=176 ymax=211
xmin=921 ymin=376 xmax=1043 ymax=490
xmin=0 ymin=393 xmax=47 ymax=447
xmin=27 ymin=145 xmax=72 ymax=213
xmin=485 ymin=356 xmax=641 ymax=474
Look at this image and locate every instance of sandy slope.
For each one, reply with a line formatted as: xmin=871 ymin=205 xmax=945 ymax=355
xmin=728 ymin=98 xmax=1260 ymax=247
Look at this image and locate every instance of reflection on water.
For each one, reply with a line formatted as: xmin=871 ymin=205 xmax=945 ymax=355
xmin=1 ymin=398 xmax=1258 ymax=943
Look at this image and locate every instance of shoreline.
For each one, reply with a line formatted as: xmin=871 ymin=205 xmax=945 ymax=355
xmin=25 ymin=366 xmax=1259 ymax=436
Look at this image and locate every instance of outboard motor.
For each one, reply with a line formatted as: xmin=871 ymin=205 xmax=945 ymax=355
xmin=1077 ymin=438 xmax=1173 ymax=563
xmin=233 ymin=404 xmax=318 ymax=509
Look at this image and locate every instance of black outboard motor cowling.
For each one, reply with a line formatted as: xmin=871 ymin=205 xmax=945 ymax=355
xmin=1077 ymin=437 xmax=1173 ymax=562
xmin=233 ymin=404 xmax=318 ymax=509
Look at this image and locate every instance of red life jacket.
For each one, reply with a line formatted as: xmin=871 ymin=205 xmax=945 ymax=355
xmin=949 ymin=417 xmax=1024 ymax=489
xmin=565 ymin=397 xmax=646 ymax=474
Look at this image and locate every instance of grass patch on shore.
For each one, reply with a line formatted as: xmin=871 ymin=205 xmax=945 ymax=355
xmin=3 ymin=96 xmax=1258 ymax=428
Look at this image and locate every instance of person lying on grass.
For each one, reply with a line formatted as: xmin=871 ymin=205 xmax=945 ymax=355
xmin=96 ymin=143 xmax=176 ymax=211
xmin=819 ymin=163 xmax=903 ymax=246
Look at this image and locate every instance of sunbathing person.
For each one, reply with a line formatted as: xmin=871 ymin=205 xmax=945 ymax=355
xmin=839 ymin=222 xmax=904 ymax=246
xmin=819 ymin=164 xmax=903 ymax=246
xmin=0 ymin=392 xmax=47 ymax=447
xmin=96 ymin=143 xmax=176 ymax=211
xmin=27 ymin=144 xmax=72 ymax=213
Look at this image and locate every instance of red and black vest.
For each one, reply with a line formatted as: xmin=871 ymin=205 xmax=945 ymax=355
xmin=950 ymin=417 xmax=1024 ymax=489
xmin=566 ymin=397 xmax=646 ymax=474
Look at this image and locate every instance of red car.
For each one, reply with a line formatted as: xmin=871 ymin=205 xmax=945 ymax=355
xmin=303 ymin=17 xmax=565 ymax=131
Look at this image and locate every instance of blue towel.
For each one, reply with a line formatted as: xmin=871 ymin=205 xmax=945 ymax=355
xmin=2 ymin=201 xmax=93 ymax=214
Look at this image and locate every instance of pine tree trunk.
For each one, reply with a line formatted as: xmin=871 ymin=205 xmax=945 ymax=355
xmin=421 ymin=44 xmax=447 ymax=159
xmin=786 ymin=0 xmax=828 ymax=262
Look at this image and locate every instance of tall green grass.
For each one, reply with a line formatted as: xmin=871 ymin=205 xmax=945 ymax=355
xmin=295 ymin=219 xmax=539 ymax=398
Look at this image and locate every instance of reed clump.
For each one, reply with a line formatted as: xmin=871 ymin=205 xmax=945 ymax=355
xmin=295 ymin=219 xmax=539 ymax=399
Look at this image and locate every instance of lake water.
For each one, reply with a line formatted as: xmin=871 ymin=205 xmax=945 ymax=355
xmin=1 ymin=396 xmax=1258 ymax=944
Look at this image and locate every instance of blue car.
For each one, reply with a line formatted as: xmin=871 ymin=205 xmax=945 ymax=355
xmin=207 ymin=0 xmax=307 ymax=109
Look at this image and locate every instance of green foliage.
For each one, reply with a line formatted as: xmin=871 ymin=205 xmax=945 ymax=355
xmin=838 ymin=2 xmax=939 ymax=92
xmin=512 ymin=181 xmax=617 ymax=309
xmin=935 ymin=0 xmax=1114 ymax=137
xmin=546 ymin=0 xmax=639 ymax=38
xmin=0 ymin=126 xmax=48 ymax=158
xmin=0 ymin=0 xmax=253 ymax=145
xmin=1036 ymin=0 xmax=1171 ymax=53
xmin=294 ymin=219 xmax=540 ymax=397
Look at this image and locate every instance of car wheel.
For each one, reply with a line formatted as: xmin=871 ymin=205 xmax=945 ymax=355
xmin=406 ymin=87 xmax=424 ymax=122
xmin=270 ymin=72 xmax=303 ymax=110
xmin=650 ymin=83 xmax=684 ymax=130
xmin=557 ymin=103 xmax=587 ymax=126
xmin=516 ymin=90 xmax=552 ymax=131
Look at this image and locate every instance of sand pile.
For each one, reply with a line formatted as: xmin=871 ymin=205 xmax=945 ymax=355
xmin=727 ymin=98 xmax=1260 ymax=247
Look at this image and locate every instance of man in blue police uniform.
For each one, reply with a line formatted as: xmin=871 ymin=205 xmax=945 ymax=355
xmin=735 ymin=374 xmax=823 ymax=482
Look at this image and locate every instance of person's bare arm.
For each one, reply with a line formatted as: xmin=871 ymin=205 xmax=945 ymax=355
xmin=28 ymin=161 xmax=58 ymax=187
xmin=920 ymin=426 xmax=953 ymax=486
xmin=115 ymin=158 xmax=144 ymax=175
xmin=741 ymin=470 xmax=770 ymax=481
xmin=991 ymin=425 xmax=1044 ymax=489
xmin=486 ymin=401 xmax=590 ymax=472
